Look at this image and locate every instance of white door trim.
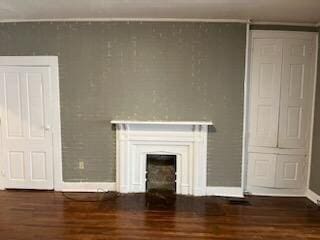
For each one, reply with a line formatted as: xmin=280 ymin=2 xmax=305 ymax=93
xmin=306 ymin=33 xmax=319 ymax=192
xmin=241 ymin=22 xmax=251 ymax=193
xmin=0 ymin=56 xmax=63 ymax=190
xmin=306 ymin=189 xmax=320 ymax=204
xmin=251 ymin=30 xmax=318 ymax=40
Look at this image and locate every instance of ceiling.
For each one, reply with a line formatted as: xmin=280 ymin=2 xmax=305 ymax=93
xmin=0 ymin=0 xmax=320 ymax=24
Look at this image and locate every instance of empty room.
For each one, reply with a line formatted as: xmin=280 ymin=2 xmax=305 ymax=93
xmin=0 ymin=0 xmax=320 ymax=239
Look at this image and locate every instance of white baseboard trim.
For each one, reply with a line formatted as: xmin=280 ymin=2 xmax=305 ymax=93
xmin=246 ymin=186 xmax=306 ymax=197
xmin=56 ymin=182 xmax=244 ymax=197
xmin=55 ymin=182 xmax=116 ymax=192
xmin=306 ymin=189 xmax=320 ymax=204
xmin=206 ymin=187 xmax=244 ymax=198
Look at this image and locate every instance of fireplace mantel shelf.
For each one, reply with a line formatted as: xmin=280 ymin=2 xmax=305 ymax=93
xmin=111 ymin=120 xmax=213 ymax=126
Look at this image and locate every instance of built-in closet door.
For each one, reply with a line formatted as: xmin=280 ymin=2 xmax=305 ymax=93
xmin=278 ymin=39 xmax=315 ymax=149
xmin=248 ymin=153 xmax=306 ymax=189
xmin=248 ymin=38 xmax=282 ymax=147
xmin=275 ymin=154 xmax=306 ymax=189
xmin=247 ymin=153 xmax=277 ymax=188
xmin=247 ymin=31 xmax=317 ymax=195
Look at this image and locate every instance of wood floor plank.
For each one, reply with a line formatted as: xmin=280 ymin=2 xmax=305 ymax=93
xmin=0 ymin=190 xmax=319 ymax=240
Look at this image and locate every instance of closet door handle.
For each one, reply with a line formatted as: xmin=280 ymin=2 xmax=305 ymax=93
xmin=44 ymin=125 xmax=51 ymax=131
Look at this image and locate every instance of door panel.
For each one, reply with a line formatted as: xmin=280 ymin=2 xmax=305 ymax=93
xmin=8 ymin=151 xmax=25 ymax=180
xmin=31 ymin=152 xmax=47 ymax=180
xmin=0 ymin=66 xmax=53 ymax=190
xmin=27 ymin=72 xmax=46 ymax=138
xmin=249 ymin=39 xmax=282 ymax=147
xmin=278 ymin=39 xmax=315 ymax=148
xmin=5 ymin=72 xmax=24 ymax=138
xmin=248 ymin=153 xmax=306 ymax=189
xmin=275 ymin=154 xmax=305 ymax=189
xmin=248 ymin=153 xmax=277 ymax=188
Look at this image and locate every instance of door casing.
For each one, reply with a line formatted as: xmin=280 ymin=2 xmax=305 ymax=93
xmin=243 ymin=30 xmax=319 ymax=196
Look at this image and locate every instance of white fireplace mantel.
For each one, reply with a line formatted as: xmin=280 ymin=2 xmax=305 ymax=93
xmin=111 ymin=120 xmax=213 ymax=125
xmin=111 ymin=120 xmax=213 ymax=196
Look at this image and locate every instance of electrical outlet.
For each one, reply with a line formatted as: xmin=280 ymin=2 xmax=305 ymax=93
xmin=79 ymin=161 xmax=85 ymax=170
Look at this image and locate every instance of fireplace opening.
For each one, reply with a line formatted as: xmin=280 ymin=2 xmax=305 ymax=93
xmin=146 ymin=154 xmax=176 ymax=193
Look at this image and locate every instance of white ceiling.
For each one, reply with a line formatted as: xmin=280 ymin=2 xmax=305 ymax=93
xmin=0 ymin=0 xmax=320 ymax=24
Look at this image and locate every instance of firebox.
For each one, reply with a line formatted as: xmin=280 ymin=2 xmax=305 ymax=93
xmin=146 ymin=154 xmax=176 ymax=193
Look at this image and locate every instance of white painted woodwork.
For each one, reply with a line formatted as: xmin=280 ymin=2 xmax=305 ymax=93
xmin=278 ymin=39 xmax=314 ymax=148
xmin=248 ymin=153 xmax=306 ymax=189
xmin=247 ymin=31 xmax=317 ymax=195
xmin=275 ymin=154 xmax=306 ymax=189
xmin=0 ymin=66 xmax=53 ymax=189
xmin=248 ymin=153 xmax=277 ymax=188
xmin=306 ymin=189 xmax=320 ymax=204
xmin=248 ymin=146 xmax=307 ymax=155
xmin=111 ymin=120 xmax=213 ymax=125
xmin=112 ymin=121 xmax=212 ymax=196
xmin=249 ymin=38 xmax=282 ymax=147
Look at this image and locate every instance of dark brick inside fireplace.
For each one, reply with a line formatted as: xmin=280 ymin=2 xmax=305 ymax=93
xmin=146 ymin=154 xmax=176 ymax=192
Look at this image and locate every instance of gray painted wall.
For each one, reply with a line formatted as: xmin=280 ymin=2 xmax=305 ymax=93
xmin=310 ymin=27 xmax=320 ymax=195
xmin=0 ymin=22 xmax=246 ymax=186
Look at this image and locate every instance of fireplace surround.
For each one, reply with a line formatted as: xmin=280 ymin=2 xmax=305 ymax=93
xmin=111 ymin=121 xmax=213 ymax=196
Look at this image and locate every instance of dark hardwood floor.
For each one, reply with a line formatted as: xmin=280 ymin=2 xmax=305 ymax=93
xmin=0 ymin=190 xmax=319 ymax=240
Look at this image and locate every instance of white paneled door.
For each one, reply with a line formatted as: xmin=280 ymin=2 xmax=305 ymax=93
xmin=249 ymin=38 xmax=282 ymax=147
xmin=278 ymin=39 xmax=314 ymax=149
xmin=0 ymin=66 xmax=53 ymax=189
xmin=247 ymin=31 xmax=317 ymax=195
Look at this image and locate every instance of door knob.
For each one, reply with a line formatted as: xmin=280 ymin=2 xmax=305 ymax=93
xmin=44 ymin=125 xmax=51 ymax=131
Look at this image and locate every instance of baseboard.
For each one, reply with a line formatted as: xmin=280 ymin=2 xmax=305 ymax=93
xmin=206 ymin=187 xmax=244 ymax=198
xmin=306 ymin=189 xmax=320 ymax=204
xmin=246 ymin=186 xmax=306 ymax=197
xmin=58 ymin=183 xmax=243 ymax=197
xmin=3 ymin=180 xmax=319 ymax=203
xmin=0 ymin=176 xmax=5 ymax=190
xmin=55 ymin=182 xmax=116 ymax=192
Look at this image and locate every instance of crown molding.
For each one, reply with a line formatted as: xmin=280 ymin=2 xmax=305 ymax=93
xmin=0 ymin=18 xmax=317 ymax=27
xmin=0 ymin=18 xmax=250 ymax=24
